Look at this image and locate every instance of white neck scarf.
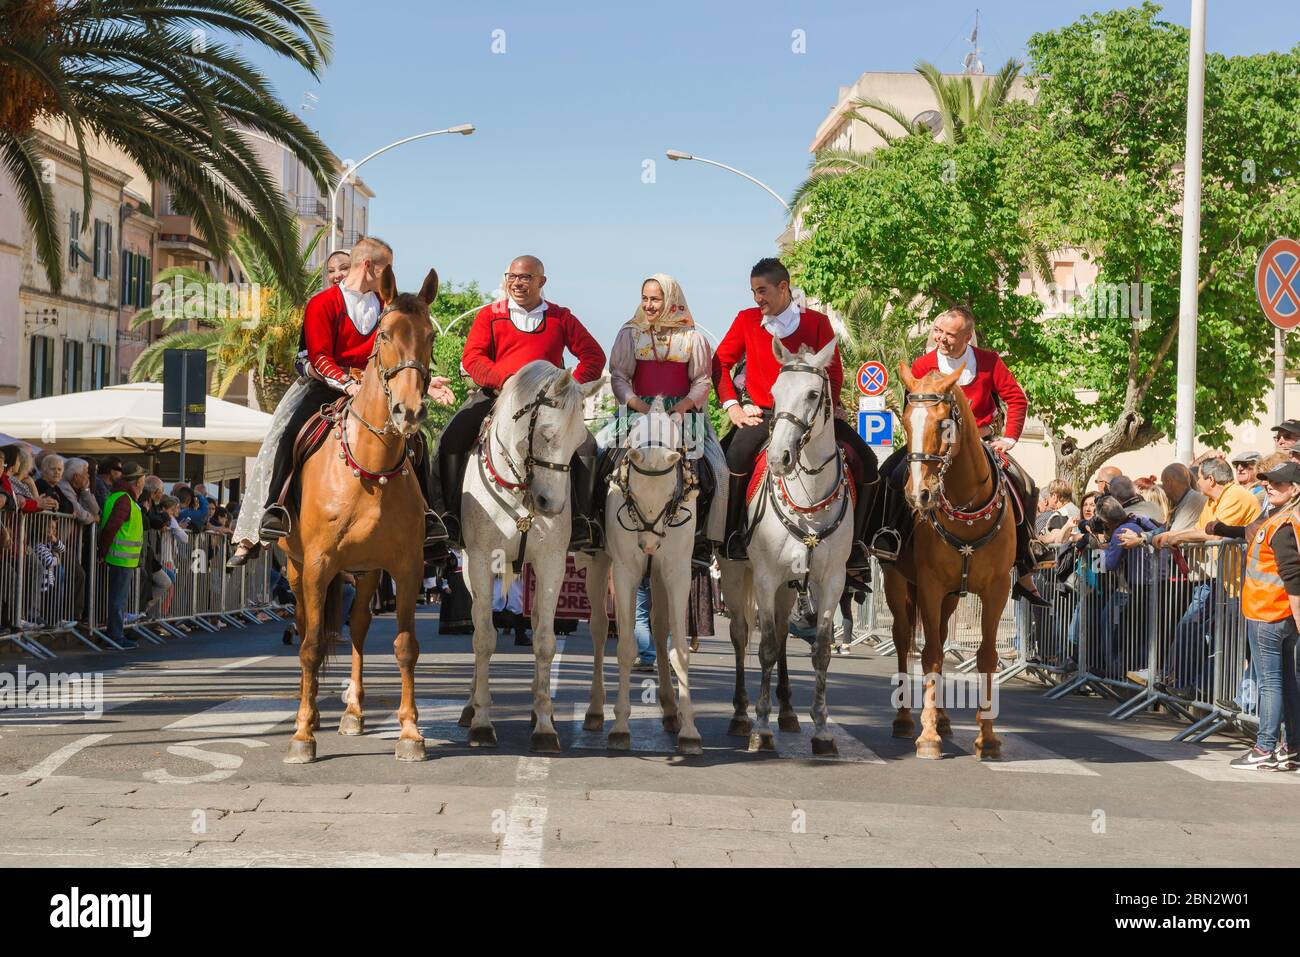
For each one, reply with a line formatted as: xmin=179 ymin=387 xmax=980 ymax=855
xmin=341 ymin=285 xmax=381 ymax=336
xmin=761 ymin=299 xmax=801 ymax=339
xmin=937 ymin=344 xmax=976 ymax=386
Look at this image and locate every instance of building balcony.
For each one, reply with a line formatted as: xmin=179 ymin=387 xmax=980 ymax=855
xmin=296 ymin=196 xmax=326 ymax=220
xmin=156 ymin=215 xmax=212 ymax=262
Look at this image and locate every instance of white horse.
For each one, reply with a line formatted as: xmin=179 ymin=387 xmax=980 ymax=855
xmin=576 ymin=400 xmax=702 ymax=754
xmin=456 ymin=361 xmax=605 ymax=752
xmin=718 ymin=337 xmax=852 ymax=756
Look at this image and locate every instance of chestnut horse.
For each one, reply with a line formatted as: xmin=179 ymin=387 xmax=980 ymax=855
xmin=281 ymin=269 xmax=440 ymax=764
xmin=886 ymin=362 xmax=1014 ymax=760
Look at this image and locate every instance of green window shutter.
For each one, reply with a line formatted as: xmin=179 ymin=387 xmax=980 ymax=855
xmin=122 ymin=250 xmax=134 ymax=304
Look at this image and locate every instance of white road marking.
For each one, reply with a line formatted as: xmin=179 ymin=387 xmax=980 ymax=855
xmin=0 ymin=692 xmax=158 ymax=727
xmin=19 ymin=733 xmax=112 ymax=780
xmin=951 ymin=724 xmax=1099 ymax=775
xmin=500 ymin=756 xmax=549 ymax=868
xmin=163 ymin=697 xmax=298 ymax=736
xmin=219 ymin=655 xmax=272 ymax=671
xmin=143 ymin=738 xmax=269 ymax=784
xmin=1103 ymin=735 xmax=1300 ymax=784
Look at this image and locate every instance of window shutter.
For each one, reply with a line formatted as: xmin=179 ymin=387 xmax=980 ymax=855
xmin=68 ymin=210 xmax=79 ymax=269
xmin=122 ymin=250 xmax=134 ymax=304
xmin=106 ymin=224 xmax=112 ymax=279
xmin=93 ymin=220 xmax=103 ymax=277
xmin=138 ymin=256 xmax=151 ymax=307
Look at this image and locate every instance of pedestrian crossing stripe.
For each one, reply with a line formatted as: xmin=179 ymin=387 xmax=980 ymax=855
xmin=950 ymin=724 xmax=1100 ymax=775
xmin=1102 ymin=735 xmax=1300 ymax=785
xmin=162 ymin=697 xmax=297 ymax=736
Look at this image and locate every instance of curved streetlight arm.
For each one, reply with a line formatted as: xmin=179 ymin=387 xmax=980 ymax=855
xmin=665 ymin=150 xmax=790 ymax=213
xmin=329 ymin=124 xmax=475 ymax=250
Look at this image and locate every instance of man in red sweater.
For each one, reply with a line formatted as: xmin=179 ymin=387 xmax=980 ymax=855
xmin=430 ymin=255 xmax=606 ymax=550
xmin=229 ymin=237 xmax=456 ymax=566
xmin=713 ymin=258 xmax=878 ymax=583
xmin=876 ymin=305 xmax=1047 ymax=606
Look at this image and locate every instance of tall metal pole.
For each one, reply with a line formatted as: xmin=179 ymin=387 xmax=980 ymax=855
xmin=1174 ymin=0 xmax=1207 ymax=463
xmin=178 ymin=358 xmax=187 ymax=484
xmin=1276 ymin=327 xmax=1287 ymax=426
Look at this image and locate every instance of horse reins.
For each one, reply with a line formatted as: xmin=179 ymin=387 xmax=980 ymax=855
xmin=611 ymin=440 xmax=697 ymax=549
xmin=329 ymin=310 xmax=432 ymax=485
xmin=477 ymin=380 xmax=577 ymax=573
xmin=903 ymin=388 xmax=1009 ymax=597
xmin=748 ymin=362 xmax=852 ymax=601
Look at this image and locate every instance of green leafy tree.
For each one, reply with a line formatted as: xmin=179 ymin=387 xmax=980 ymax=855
xmin=0 ymin=0 xmax=334 ymax=297
xmin=422 ymin=280 xmax=491 ymax=443
xmin=129 ymin=229 xmax=325 ymax=409
xmin=1009 ymin=3 xmax=1300 ymax=490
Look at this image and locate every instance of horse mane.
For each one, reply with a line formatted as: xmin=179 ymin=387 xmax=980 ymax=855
xmin=497 ymin=360 xmax=578 ymax=422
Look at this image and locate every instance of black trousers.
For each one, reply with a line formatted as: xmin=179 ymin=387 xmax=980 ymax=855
xmin=723 ymin=410 xmax=879 ymax=485
xmin=266 ymin=379 xmax=342 ymax=511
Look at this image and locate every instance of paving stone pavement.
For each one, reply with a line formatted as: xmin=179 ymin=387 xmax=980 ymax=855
xmin=2 ymin=607 xmax=1295 ymax=867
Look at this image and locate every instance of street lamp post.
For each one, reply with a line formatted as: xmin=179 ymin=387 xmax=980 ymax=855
xmin=664 ymin=149 xmax=791 ymax=214
xmin=1174 ymin=0 xmax=1207 ymax=463
xmin=330 ymin=124 xmax=475 ymax=251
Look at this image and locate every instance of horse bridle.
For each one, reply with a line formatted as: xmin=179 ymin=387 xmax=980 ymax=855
xmin=346 ymin=308 xmax=433 ymax=440
xmin=769 ymin=362 xmax=838 ymax=475
xmin=612 ymin=441 xmax=696 ymax=541
xmin=483 ymin=390 xmax=573 ymax=491
xmin=903 ymin=387 xmax=1008 ymax=597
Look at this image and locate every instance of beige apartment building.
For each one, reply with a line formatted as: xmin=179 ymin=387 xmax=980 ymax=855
xmin=806 ymin=70 xmax=1288 ymax=487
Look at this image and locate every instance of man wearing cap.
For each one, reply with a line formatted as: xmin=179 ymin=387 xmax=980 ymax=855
xmin=95 ymin=456 xmax=122 ymax=510
xmin=1272 ymin=420 xmax=1300 ymax=458
xmin=97 ymin=462 xmax=146 ymax=650
xmin=1232 ymin=451 xmax=1266 ymax=506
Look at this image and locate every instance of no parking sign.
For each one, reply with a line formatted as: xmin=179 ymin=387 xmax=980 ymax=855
xmin=1257 ymin=237 xmax=1300 ymax=330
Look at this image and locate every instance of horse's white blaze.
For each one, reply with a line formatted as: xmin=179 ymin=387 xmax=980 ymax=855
xmin=909 ymin=403 xmax=928 ymax=493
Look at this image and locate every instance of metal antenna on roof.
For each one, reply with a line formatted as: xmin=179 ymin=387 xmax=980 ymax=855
xmin=962 ymin=9 xmax=984 ymax=75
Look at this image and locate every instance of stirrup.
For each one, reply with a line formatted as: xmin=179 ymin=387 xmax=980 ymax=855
xmin=692 ymin=539 xmax=715 ymax=567
xmin=722 ymin=531 xmax=747 ymax=562
xmin=424 ymin=510 xmax=449 ymax=546
xmin=258 ymin=506 xmax=291 ymax=542
xmin=869 ymin=528 xmax=902 ymax=562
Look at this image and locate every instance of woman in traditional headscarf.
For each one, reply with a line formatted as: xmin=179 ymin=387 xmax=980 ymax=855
xmin=603 ymin=274 xmax=727 ymax=555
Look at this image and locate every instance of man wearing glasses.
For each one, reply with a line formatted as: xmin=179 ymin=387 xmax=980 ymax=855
xmin=1272 ymin=419 xmax=1300 ymax=462
xmin=430 ymin=255 xmax=606 ymax=552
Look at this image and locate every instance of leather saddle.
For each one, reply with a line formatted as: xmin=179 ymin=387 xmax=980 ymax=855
xmin=275 ymin=395 xmax=347 ymax=511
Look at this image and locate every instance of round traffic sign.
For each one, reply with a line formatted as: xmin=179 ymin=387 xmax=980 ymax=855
xmin=857 ymin=360 xmax=889 ymax=397
xmin=1257 ymin=237 xmax=1300 ymax=330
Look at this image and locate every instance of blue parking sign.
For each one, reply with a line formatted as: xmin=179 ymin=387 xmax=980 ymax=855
xmin=857 ymin=410 xmax=894 ymax=447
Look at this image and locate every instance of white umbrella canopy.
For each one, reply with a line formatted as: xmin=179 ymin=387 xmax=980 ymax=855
xmin=0 ymin=383 xmax=272 ymax=457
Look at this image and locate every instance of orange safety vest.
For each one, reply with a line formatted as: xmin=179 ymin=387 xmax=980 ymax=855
xmin=1242 ymin=509 xmax=1300 ymax=622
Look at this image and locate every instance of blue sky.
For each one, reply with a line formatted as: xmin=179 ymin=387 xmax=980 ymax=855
xmin=247 ymin=0 xmax=1300 ymax=346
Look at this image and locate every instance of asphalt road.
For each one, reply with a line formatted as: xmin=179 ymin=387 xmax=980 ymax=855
xmin=1 ymin=606 xmax=1296 ymax=868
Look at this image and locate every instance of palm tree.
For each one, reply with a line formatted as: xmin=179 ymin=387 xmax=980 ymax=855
xmin=0 ymin=0 xmax=334 ymax=298
xmin=790 ymin=58 xmax=1022 ymax=213
xmin=129 ymin=229 xmax=325 ymax=409
xmin=833 ymin=287 xmax=928 ymax=414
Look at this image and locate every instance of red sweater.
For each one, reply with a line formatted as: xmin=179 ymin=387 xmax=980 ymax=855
xmin=302 ymin=284 xmax=381 ymax=389
xmin=462 ymin=299 xmax=605 ymax=390
xmin=911 ymin=347 xmax=1028 ymax=441
xmin=712 ymin=307 xmax=843 ymax=409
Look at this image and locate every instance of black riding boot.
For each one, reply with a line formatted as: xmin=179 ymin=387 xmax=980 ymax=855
xmin=1011 ymin=485 xmax=1050 ymax=607
xmin=845 ymin=479 xmax=875 ymax=594
xmin=692 ymin=460 xmax=716 ymax=566
xmin=721 ymin=472 xmax=750 ymax=561
xmin=436 ymin=452 xmax=467 ymax=550
xmin=869 ymin=492 xmax=911 ymax=563
xmin=569 ymin=451 xmax=602 ymax=552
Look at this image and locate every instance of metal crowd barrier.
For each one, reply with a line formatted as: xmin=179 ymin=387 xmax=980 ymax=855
xmin=856 ymin=538 xmax=1260 ymax=743
xmin=0 ymin=511 xmax=291 ymax=659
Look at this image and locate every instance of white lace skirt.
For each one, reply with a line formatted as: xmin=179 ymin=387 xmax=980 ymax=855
xmin=233 ymin=378 xmax=311 ymax=543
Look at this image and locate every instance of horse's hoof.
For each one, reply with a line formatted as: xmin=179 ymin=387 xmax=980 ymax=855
xmin=283 ymin=739 xmax=316 ymax=764
xmin=747 ymin=730 xmax=776 ymax=753
xmin=582 ymin=712 xmax=604 ymax=732
xmin=530 ymin=730 xmax=561 ymax=753
xmin=915 ymin=739 xmax=943 ymax=760
xmin=468 ymin=725 xmax=497 ymax=748
xmin=892 ymin=717 xmax=915 ymax=738
xmin=727 ymin=716 xmax=752 ymax=737
xmin=778 ymin=713 xmax=801 ymax=733
xmin=662 ymin=714 xmax=681 ymax=734
xmin=394 ymin=737 xmax=427 ymax=762
xmin=974 ymin=740 xmax=1002 ymax=761
xmin=457 ymin=705 xmax=475 ymax=728
xmin=337 ymin=713 xmax=364 ymax=736
xmin=936 ymin=716 xmax=953 ymax=738
xmin=677 ymin=735 xmax=703 ymax=755
xmin=811 ymin=736 xmax=839 ymax=757
xmin=607 ymin=731 xmax=631 ymax=750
